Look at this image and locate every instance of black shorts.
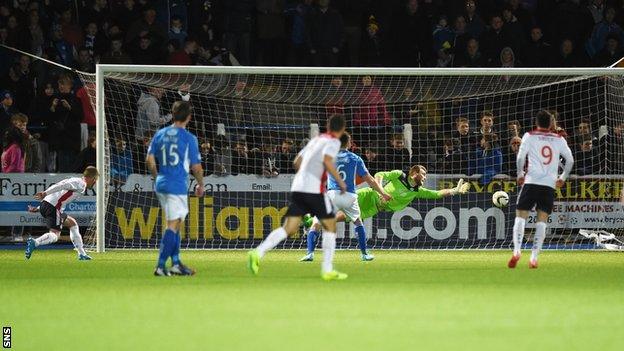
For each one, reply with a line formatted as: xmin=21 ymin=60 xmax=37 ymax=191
xmin=40 ymin=201 xmax=67 ymax=231
xmin=285 ymin=192 xmax=334 ymax=219
xmin=516 ymin=184 xmax=555 ymax=214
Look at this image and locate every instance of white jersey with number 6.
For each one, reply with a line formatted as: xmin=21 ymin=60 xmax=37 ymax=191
xmin=516 ymin=129 xmax=574 ymax=189
xmin=291 ymin=134 xmax=340 ymax=194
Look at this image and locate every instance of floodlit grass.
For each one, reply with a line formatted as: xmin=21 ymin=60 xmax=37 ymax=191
xmin=1 ymin=250 xmax=623 ymax=351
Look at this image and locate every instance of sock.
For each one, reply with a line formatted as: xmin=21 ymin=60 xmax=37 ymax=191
xmin=512 ymin=217 xmax=526 ymax=256
xmin=355 ymin=224 xmax=367 ymax=255
xmin=157 ymin=229 xmax=176 ymax=269
xmin=171 ymin=231 xmax=182 ymax=265
xmin=256 ymin=227 xmax=288 ymax=258
xmin=531 ymin=222 xmax=547 ymax=261
xmin=34 ymin=232 xmax=59 ymax=247
xmin=306 ymin=229 xmax=319 ymax=254
xmin=69 ymin=225 xmax=87 ymax=256
xmin=322 ymin=231 xmax=337 ymax=273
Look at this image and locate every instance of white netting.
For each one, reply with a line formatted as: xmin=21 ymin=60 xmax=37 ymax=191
xmin=83 ymin=68 xmax=624 ymax=250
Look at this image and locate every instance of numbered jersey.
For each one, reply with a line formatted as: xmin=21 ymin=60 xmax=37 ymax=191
xmin=290 ymin=134 xmax=340 ymax=194
xmin=148 ymin=126 xmax=201 ymax=195
xmin=517 ymin=129 xmax=573 ymax=189
xmin=327 ymin=149 xmax=368 ymax=194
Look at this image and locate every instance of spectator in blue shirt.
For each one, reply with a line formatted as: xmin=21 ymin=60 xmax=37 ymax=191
xmin=469 ymin=133 xmax=503 ymax=185
xmin=111 ymin=138 xmax=134 ymax=186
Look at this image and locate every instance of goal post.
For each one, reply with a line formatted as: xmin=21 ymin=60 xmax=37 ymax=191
xmin=91 ymin=65 xmax=624 ymax=252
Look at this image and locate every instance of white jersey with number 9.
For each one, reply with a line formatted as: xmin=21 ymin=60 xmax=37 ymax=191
xmin=517 ymin=129 xmax=574 ymax=189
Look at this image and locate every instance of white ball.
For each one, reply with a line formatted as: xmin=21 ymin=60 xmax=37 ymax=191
xmin=331 ymin=193 xmax=355 ymax=209
xmin=492 ymin=191 xmax=509 ymax=208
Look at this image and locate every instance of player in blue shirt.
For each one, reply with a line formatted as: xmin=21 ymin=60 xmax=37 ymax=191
xmin=146 ymin=101 xmax=204 ymax=276
xmin=300 ymin=132 xmax=390 ymax=262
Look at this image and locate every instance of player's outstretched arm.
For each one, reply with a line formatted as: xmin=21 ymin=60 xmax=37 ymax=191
xmin=34 ymin=178 xmax=85 ymax=200
xmin=437 ymin=179 xmax=470 ymax=198
xmin=363 ymin=174 xmax=391 ymax=201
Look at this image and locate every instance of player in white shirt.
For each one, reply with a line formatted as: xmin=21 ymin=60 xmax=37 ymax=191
xmin=247 ymin=114 xmax=348 ymax=281
xmin=25 ymin=166 xmax=100 ymax=260
xmin=508 ymin=111 xmax=574 ymax=269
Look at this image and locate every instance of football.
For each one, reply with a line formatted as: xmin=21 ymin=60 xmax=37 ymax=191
xmin=492 ymin=191 xmax=509 ymax=208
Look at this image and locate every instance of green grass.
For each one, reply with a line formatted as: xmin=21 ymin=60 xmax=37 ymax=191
xmin=1 ymin=250 xmax=623 ymax=351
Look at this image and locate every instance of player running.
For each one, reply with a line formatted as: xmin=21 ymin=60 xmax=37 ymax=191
xmin=147 ymin=101 xmax=204 ymax=277
xmin=248 ymin=114 xmax=349 ymax=281
xmin=508 ymin=110 xmax=573 ymax=269
xmin=300 ymin=132 xmax=391 ymax=262
xmin=25 ymin=166 xmax=100 ymax=260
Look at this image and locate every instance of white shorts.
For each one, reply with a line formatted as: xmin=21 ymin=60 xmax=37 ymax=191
xmin=327 ymin=190 xmax=360 ymax=222
xmin=156 ymin=193 xmax=189 ymax=221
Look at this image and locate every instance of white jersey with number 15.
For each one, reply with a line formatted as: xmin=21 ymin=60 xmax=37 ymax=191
xmin=516 ymin=129 xmax=574 ymax=189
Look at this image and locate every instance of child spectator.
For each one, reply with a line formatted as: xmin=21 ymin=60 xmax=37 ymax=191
xmin=574 ymin=137 xmax=598 ymax=175
xmin=440 ymin=138 xmax=462 ymax=174
xmin=231 ymin=141 xmax=249 ymax=175
xmin=276 ymin=138 xmax=295 ymax=174
xmin=11 ymin=113 xmax=42 ymax=172
xmin=469 ymin=133 xmax=503 ymax=184
xmin=73 ymin=134 xmax=96 ymax=172
xmin=169 ymin=15 xmax=188 ymax=48
xmin=1 ymin=126 xmax=25 ymax=173
xmin=111 ymin=138 xmax=133 ymax=186
xmin=363 ymin=146 xmax=381 ymax=175
xmin=502 ymin=136 xmax=522 ymax=177
xmin=386 ymin=134 xmax=411 ymax=171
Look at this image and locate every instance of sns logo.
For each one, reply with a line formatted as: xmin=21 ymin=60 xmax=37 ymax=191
xmin=2 ymin=326 xmax=10 ymax=349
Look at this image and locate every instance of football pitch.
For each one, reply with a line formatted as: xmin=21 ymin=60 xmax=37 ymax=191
xmin=1 ymin=250 xmax=622 ymax=351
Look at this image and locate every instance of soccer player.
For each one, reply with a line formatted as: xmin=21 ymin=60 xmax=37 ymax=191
xmin=248 ymin=114 xmax=348 ymax=281
xmin=146 ymin=101 xmax=204 ymax=277
xmin=300 ymin=132 xmax=391 ymax=262
xmin=508 ymin=110 xmax=573 ymax=269
xmin=25 ymin=166 xmax=100 ymax=260
xmin=346 ymin=165 xmax=470 ymax=223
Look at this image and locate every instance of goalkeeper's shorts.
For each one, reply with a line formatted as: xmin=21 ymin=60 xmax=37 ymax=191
xmin=356 ymin=188 xmax=382 ymax=220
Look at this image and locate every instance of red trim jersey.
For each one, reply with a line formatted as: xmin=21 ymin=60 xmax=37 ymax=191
xmin=517 ymin=129 xmax=574 ymax=189
xmin=290 ymin=134 xmax=340 ymax=194
xmin=42 ymin=177 xmax=87 ymax=212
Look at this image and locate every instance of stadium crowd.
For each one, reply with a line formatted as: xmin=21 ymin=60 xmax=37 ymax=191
xmin=1 ymin=0 xmax=624 ymax=181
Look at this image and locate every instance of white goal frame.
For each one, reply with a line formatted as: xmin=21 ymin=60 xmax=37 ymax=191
xmin=95 ymin=65 xmax=624 ymax=252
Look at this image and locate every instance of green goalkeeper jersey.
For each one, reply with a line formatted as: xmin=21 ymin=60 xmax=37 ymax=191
xmin=356 ymin=170 xmax=441 ymax=219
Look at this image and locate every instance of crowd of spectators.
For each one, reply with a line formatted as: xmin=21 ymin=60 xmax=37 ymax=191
xmin=3 ymin=0 xmax=624 ymax=72
xmin=2 ymin=0 xmax=624 ymax=182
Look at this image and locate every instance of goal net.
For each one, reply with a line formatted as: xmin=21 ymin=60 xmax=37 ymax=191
xmin=84 ymin=67 xmax=624 ymax=251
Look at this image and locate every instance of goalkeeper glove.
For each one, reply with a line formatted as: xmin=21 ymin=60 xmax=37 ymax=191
xmin=451 ymin=179 xmax=470 ymax=195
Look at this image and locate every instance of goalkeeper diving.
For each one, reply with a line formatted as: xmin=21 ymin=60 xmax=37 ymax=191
xmin=302 ymin=164 xmax=470 ymax=261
